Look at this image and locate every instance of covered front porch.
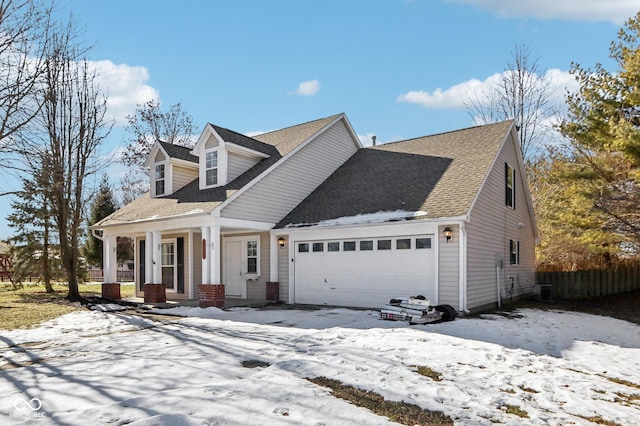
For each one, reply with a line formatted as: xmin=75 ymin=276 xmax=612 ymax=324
xmin=98 ymin=216 xmax=288 ymax=308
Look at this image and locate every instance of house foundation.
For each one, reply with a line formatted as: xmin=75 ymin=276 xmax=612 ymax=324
xmin=266 ymin=281 xmax=279 ymax=301
xmin=101 ymin=283 xmax=121 ymax=300
xmin=144 ymin=283 xmax=167 ymax=304
xmin=199 ymin=284 xmax=225 ymax=308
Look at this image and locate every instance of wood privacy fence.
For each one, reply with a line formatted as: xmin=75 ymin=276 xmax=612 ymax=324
xmin=536 ymin=264 xmax=640 ymax=299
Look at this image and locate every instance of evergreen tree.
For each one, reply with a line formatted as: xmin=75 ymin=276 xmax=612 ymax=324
xmin=6 ymin=167 xmax=58 ymax=291
xmin=559 ymin=11 xmax=640 ymax=255
xmin=85 ymin=174 xmax=116 ymax=268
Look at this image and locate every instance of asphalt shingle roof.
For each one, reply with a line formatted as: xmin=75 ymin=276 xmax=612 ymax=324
xmin=158 ymin=142 xmax=198 ymax=163
xmin=276 ymin=120 xmax=514 ymax=228
xmin=94 ymin=114 xmax=344 ymax=228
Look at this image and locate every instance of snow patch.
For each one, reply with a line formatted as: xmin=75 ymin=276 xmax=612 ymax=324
xmin=284 ymin=210 xmax=428 ymax=228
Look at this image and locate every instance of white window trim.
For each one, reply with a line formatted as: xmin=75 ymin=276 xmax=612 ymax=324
xmin=200 ymin=146 xmax=228 ymax=189
xmin=161 ymin=238 xmax=178 ymax=292
xmin=224 ymin=235 xmax=261 ymax=280
xmin=154 ymin=161 xmax=169 ymax=197
xmin=506 ymin=163 xmax=515 ymax=209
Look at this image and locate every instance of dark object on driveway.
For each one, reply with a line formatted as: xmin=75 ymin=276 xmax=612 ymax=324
xmin=380 ymin=296 xmax=457 ymax=324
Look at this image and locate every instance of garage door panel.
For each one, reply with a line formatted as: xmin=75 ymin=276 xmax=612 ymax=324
xmin=294 ymin=235 xmax=436 ymax=308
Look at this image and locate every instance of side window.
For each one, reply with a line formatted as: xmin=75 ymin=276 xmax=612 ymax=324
xmin=505 ymin=163 xmax=515 ymax=209
xmin=155 ymin=164 xmax=165 ymax=196
xmin=509 ymin=239 xmax=520 ymax=265
xmin=247 ymin=240 xmax=258 ymax=273
xmin=206 ymin=151 xmax=218 ymax=186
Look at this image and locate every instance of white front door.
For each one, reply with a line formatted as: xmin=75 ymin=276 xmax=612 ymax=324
xmin=224 ymin=240 xmax=244 ymax=297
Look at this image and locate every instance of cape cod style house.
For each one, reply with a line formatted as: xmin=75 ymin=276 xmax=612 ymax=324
xmin=92 ymin=113 xmax=537 ymax=313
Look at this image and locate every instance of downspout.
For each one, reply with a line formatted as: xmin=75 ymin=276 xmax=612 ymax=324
xmin=458 ymin=221 xmax=468 ymax=313
xmin=496 ymin=265 xmax=501 ymax=309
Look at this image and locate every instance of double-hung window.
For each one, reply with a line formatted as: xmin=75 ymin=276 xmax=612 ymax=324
xmin=509 ymin=239 xmax=520 ymax=265
xmin=155 ymin=164 xmax=165 ymax=196
xmin=247 ymin=240 xmax=258 ymax=274
xmin=505 ymin=163 xmax=515 ymax=208
xmin=206 ymin=151 xmax=218 ymax=186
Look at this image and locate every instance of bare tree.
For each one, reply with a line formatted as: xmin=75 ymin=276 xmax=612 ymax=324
xmin=0 ymin=0 xmax=50 ymax=172
xmin=465 ymin=44 xmax=557 ymax=160
xmin=37 ymin=24 xmax=112 ymax=300
xmin=118 ymin=100 xmax=196 ymax=203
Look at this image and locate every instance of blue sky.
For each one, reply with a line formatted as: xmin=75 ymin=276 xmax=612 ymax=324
xmin=1 ymin=0 xmax=639 ymax=240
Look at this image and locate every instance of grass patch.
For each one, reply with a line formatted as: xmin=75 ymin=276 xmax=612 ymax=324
xmin=602 ymin=376 xmax=640 ymax=390
xmin=415 ymin=365 xmax=443 ymax=382
xmin=614 ymin=392 xmax=640 ymax=406
xmin=518 ymin=385 xmax=539 ymax=393
xmin=0 ymin=283 xmax=135 ymax=330
xmin=575 ymin=415 xmax=622 ymax=426
xmin=308 ymin=376 xmax=453 ymax=426
xmin=503 ymin=404 xmax=529 ymax=418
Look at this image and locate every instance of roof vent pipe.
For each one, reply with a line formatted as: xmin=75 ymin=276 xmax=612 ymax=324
xmin=372 ymin=135 xmax=377 ymax=146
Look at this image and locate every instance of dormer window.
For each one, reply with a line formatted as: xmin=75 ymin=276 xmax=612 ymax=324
xmin=155 ymin=164 xmax=165 ymax=196
xmin=206 ymin=151 xmax=218 ymax=186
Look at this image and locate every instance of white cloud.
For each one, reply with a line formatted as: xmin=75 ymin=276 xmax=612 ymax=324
xmin=444 ymin=0 xmax=640 ymax=24
xmin=397 ymin=68 xmax=578 ymax=110
xmin=92 ymin=60 xmax=160 ymax=125
xmin=291 ymin=79 xmax=320 ymax=96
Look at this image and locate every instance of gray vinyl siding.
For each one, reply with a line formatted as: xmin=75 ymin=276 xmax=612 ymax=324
xmin=228 ymin=152 xmax=260 ymax=183
xmin=466 ymin=134 xmax=536 ymax=311
xmin=220 ymin=120 xmax=358 ymax=223
xmin=172 ymin=164 xmax=198 ymax=193
xmin=438 ymin=224 xmax=460 ymax=308
xmin=277 ymin=234 xmax=289 ymax=302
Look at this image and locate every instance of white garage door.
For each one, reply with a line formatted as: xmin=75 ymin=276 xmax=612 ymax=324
xmin=294 ymin=235 xmax=436 ymax=308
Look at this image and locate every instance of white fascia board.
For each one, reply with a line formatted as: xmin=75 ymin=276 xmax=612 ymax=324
xmin=191 ymin=123 xmax=225 ymax=155
xmin=280 ymin=215 xmax=468 ymax=236
xmin=171 ymin=157 xmax=199 ymax=169
xmin=509 ymin=125 xmax=540 ymax=243
xmin=225 ymin=142 xmax=270 ymax=159
xmin=213 ymin=113 xmax=348 ymax=214
xmin=340 ymin=113 xmax=364 ymax=150
xmin=216 ymin=217 xmax=275 ymax=231
xmin=277 ymin=219 xmax=446 ymax=242
xmin=143 ymin=142 xmax=168 ymax=167
xmin=93 ymin=212 xmax=215 ymax=235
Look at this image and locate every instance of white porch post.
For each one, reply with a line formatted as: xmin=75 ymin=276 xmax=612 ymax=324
xmin=211 ymin=224 xmax=221 ymax=284
xmin=103 ymin=235 xmax=118 ymax=283
xmin=152 ymin=231 xmax=162 ymax=283
xmin=188 ymin=229 xmax=194 ymax=299
xmin=269 ymin=233 xmax=278 ymax=282
xmin=201 ymin=226 xmax=210 ymax=284
xmin=145 ymin=231 xmax=153 ymax=284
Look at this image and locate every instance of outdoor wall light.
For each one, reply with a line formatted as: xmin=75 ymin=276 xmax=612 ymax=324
xmin=278 ymin=237 xmax=286 ymax=248
xmin=443 ymin=227 xmax=453 ymax=243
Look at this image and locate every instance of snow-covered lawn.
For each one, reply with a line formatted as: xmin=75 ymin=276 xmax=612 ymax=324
xmin=1 ymin=305 xmax=639 ymax=425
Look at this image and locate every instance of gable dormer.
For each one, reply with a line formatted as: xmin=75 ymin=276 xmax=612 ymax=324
xmin=191 ymin=124 xmax=272 ymax=190
xmin=144 ymin=142 xmax=199 ymax=198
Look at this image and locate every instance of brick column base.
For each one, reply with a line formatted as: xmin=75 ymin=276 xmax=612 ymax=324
xmin=199 ymin=284 xmax=225 ymax=308
xmin=144 ymin=283 xmax=166 ymax=304
xmin=102 ymin=283 xmax=121 ymax=300
xmin=266 ymin=281 xmax=279 ymax=301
